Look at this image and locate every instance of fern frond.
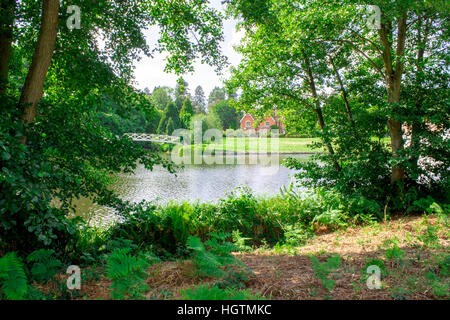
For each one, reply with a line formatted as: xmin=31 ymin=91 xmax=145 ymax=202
xmin=0 ymin=253 xmax=28 ymax=300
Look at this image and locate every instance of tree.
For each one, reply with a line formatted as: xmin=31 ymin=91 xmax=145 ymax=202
xmin=12 ymin=0 xmax=227 ymax=139
xmin=180 ymin=98 xmax=194 ymax=129
xmin=151 ymin=86 xmax=172 ymax=111
xmin=175 ymin=79 xmax=190 ymax=100
xmin=158 ymin=102 xmax=180 ymax=133
xmin=225 ymin=6 xmax=342 ymax=170
xmin=208 ymin=86 xmax=226 ymax=108
xmin=225 ymin=0 xmax=449 ymax=202
xmin=143 ymin=87 xmax=151 ymax=96
xmin=165 ymin=117 xmax=175 ymax=135
xmin=189 ymin=113 xmax=222 ymax=142
xmin=280 ymin=0 xmax=447 ymax=183
xmin=193 ymin=85 xmax=206 ymax=113
xmin=19 ymin=0 xmax=60 ymax=135
xmin=0 ymin=0 xmax=15 ymax=94
xmin=0 ymin=0 xmax=227 ymax=252
xmin=209 ymin=99 xmax=240 ymax=130
xmin=174 ymin=95 xmax=183 ymax=113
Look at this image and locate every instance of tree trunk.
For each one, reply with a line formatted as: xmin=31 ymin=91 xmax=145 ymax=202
xmin=387 ymin=82 xmax=404 ymax=183
xmin=19 ymin=0 xmax=59 ymax=134
xmin=304 ymin=55 xmax=341 ymax=172
xmin=0 ymin=0 xmax=15 ymax=94
xmin=329 ymin=55 xmax=354 ymax=128
xmin=378 ymin=11 xmax=407 ymax=183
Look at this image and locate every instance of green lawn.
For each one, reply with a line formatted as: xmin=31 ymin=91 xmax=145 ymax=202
xmin=181 ymin=137 xmax=324 ymax=154
xmin=178 ymin=137 xmax=391 ymax=154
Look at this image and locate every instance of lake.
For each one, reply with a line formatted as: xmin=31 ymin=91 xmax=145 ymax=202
xmin=72 ymin=153 xmax=311 ymax=225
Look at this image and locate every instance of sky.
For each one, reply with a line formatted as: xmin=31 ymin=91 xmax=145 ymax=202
xmin=133 ymin=1 xmax=244 ymax=98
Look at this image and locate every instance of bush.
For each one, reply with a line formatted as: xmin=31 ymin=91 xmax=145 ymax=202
xmin=215 ymin=188 xmax=283 ymax=244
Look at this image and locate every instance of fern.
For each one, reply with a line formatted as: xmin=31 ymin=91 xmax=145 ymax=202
xmin=311 ymin=254 xmax=341 ymax=292
xmin=106 ymin=248 xmax=152 ymax=300
xmin=313 ymin=208 xmax=348 ymax=230
xmin=232 ymin=230 xmax=252 ymax=252
xmin=384 ymin=240 xmax=405 ymax=263
xmin=26 ymin=249 xmax=62 ymax=283
xmin=187 ymin=233 xmax=240 ymax=278
xmin=0 ymin=253 xmax=28 ymax=300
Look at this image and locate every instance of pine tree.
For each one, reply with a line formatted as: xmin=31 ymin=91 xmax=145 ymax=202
xmin=193 ymin=85 xmax=206 ymax=113
xmin=180 ymin=98 xmax=194 ymax=128
xmin=166 ymin=118 xmax=175 ymax=135
xmin=208 ymin=87 xmax=226 ymax=108
xmin=157 ymin=102 xmax=180 ymax=133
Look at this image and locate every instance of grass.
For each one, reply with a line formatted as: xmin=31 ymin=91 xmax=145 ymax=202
xmin=181 ymin=137 xmax=324 ymax=154
xmin=178 ymin=137 xmax=391 ymax=154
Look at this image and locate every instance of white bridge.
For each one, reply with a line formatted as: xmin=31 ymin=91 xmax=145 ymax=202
xmin=124 ymin=133 xmax=181 ymax=144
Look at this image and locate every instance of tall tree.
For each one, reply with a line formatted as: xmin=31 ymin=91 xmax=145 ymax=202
xmin=175 ymin=79 xmax=190 ymax=99
xmin=19 ymin=0 xmax=60 ymax=131
xmin=157 ymin=102 xmax=180 ymax=133
xmin=226 ymin=0 xmax=448 ymax=185
xmin=165 ymin=117 xmax=175 ymax=135
xmin=0 ymin=0 xmax=15 ymax=94
xmin=193 ymin=85 xmax=206 ymax=113
xmin=151 ymin=86 xmax=172 ymax=111
xmin=8 ymin=0 xmax=227 ymax=137
xmin=209 ymin=99 xmax=240 ymax=130
xmin=179 ymin=98 xmax=194 ymax=129
xmin=208 ymin=86 xmax=226 ymax=107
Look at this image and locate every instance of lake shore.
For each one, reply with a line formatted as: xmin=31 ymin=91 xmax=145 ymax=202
xmin=179 ymin=137 xmax=325 ymax=154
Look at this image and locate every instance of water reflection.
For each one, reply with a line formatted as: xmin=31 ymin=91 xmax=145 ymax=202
xmin=72 ymin=153 xmax=310 ymax=225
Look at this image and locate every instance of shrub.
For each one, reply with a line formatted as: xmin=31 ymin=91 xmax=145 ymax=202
xmin=109 ymin=202 xmax=196 ymax=256
xmin=312 ymin=208 xmax=348 ymax=231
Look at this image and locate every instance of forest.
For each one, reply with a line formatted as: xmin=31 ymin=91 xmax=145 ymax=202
xmin=0 ymin=0 xmax=448 ymax=303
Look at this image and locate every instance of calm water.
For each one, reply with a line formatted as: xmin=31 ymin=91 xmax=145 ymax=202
xmin=73 ymin=153 xmax=310 ymax=225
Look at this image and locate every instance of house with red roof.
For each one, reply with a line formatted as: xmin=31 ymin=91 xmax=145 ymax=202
xmin=240 ymin=111 xmax=285 ymax=134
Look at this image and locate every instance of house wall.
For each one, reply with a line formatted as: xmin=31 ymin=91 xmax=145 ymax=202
xmin=240 ymin=114 xmax=255 ymax=131
xmin=240 ymin=113 xmax=285 ymax=134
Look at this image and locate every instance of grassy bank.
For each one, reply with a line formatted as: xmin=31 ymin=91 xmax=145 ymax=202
xmin=1 ymin=187 xmax=447 ymax=300
xmin=181 ymin=137 xmax=324 ymax=154
xmin=178 ymin=137 xmax=391 ymax=154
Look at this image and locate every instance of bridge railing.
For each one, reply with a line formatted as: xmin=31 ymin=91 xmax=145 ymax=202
xmin=124 ymin=133 xmax=181 ymax=144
